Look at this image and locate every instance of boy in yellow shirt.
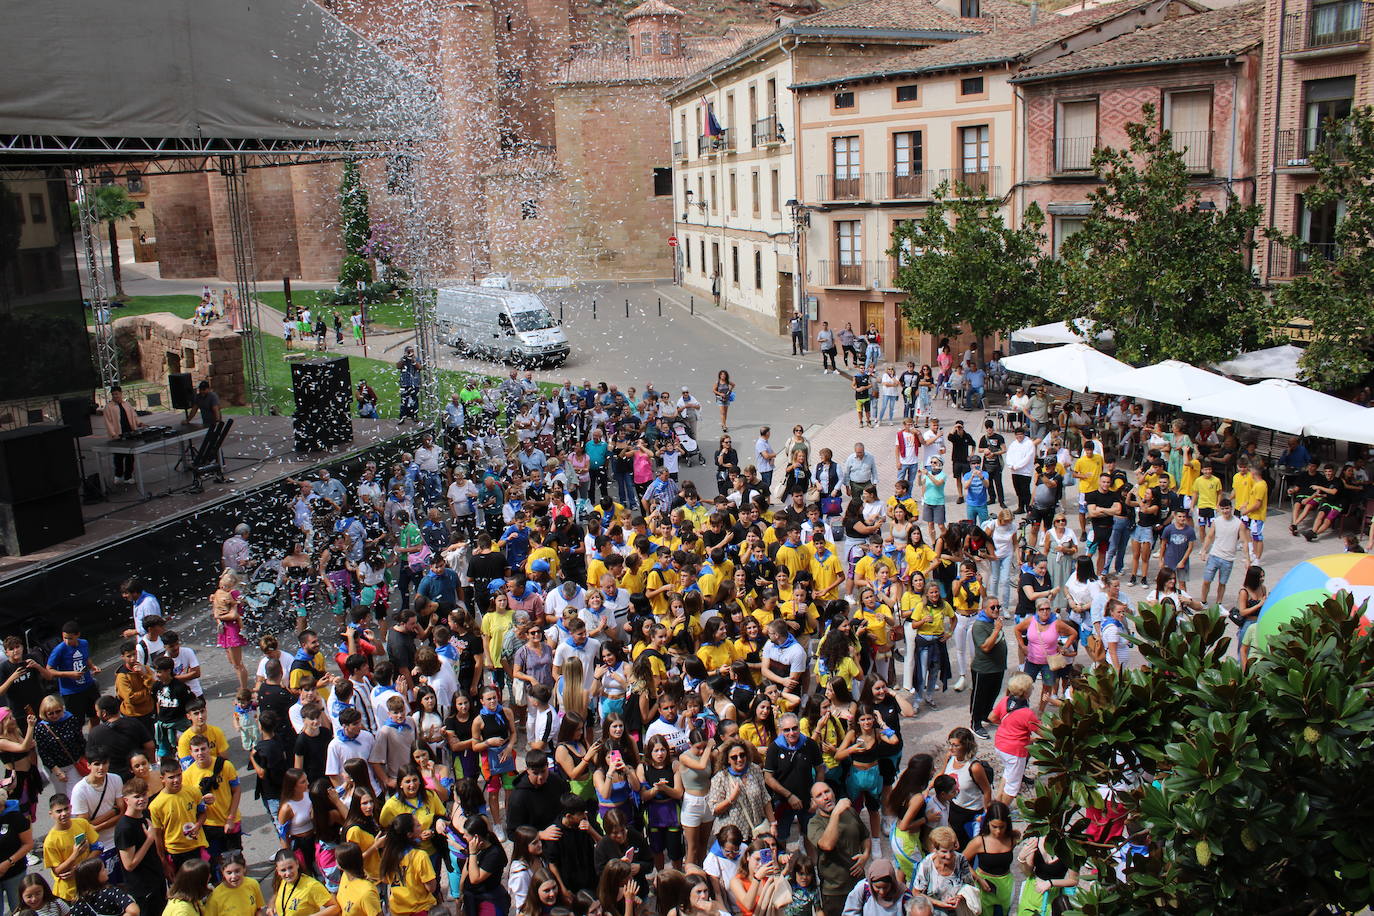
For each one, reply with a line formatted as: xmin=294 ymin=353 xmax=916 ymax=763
xmin=852 ymin=539 xmax=897 ymax=592
xmin=773 ymin=526 xmax=810 ymax=583
xmin=1073 ymin=441 xmax=1104 ymax=536
xmin=1242 ymin=463 xmax=1268 ymax=560
xmin=149 ymin=759 xmax=211 ymax=869
xmin=810 ymin=537 xmax=844 ymax=603
xmin=1190 ymin=463 xmax=1223 ymax=549
xmin=43 ymin=794 xmax=96 ymax=901
xmin=176 ymin=697 xmax=229 ymax=765
xmin=183 ymin=733 xmax=243 ymax=870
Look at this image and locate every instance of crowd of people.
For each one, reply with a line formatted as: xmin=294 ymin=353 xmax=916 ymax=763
xmin=1 ymin=355 xmax=1360 ymax=916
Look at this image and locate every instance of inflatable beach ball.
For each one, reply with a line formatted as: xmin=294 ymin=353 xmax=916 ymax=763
xmin=1252 ymin=553 xmax=1374 ymax=649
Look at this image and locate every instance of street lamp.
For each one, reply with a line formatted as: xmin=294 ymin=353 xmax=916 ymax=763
xmin=785 ymin=199 xmax=811 ymax=327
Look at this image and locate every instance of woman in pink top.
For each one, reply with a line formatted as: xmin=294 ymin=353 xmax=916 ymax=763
xmin=1013 ymin=600 xmax=1078 ymax=712
xmin=632 ymin=439 xmax=656 ymax=498
xmin=988 ymin=673 xmax=1041 ymax=804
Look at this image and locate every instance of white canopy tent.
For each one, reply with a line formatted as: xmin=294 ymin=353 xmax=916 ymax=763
xmin=1305 ymin=407 xmax=1374 ymax=445
xmin=1182 ymin=379 xmax=1366 ymax=436
xmin=1211 ymin=345 xmax=1304 ymax=382
xmin=1000 ymin=342 xmax=1130 ymax=393
xmin=1010 ymin=319 xmax=1114 ymax=346
xmin=1091 ymin=359 xmax=1248 ymax=406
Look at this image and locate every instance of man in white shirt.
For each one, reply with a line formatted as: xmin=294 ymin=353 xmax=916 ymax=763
xmin=762 ymin=619 xmax=808 ymax=693
xmin=1199 ymin=500 xmax=1249 ymax=606
xmin=120 ymin=580 xmax=161 ymax=639
xmin=643 ymin=693 xmax=690 ymax=753
xmin=71 ymin=755 xmax=124 ymax=847
xmin=596 ymin=575 xmax=632 ymax=635
xmin=161 ymin=631 xmax=203 ymax=697
xmin=676 ymin=387 xmax=702 ymax=436
xmin=546 ymin=581 xmax=587 ymax=619
xmin=325 ymin=708 xmax=377 ymax=790
xmin=551 ymin=618 xmax=599 ymax=691
xmin=895 ymin=418 xmax=922 ymax=493
xmin=1006 ymin=427 xmax=1040 ymax=515
xmin=755 ymin=427 xmax=776 ymax=491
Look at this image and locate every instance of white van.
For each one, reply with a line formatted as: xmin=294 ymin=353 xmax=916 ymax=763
xmin=434 ymin=286 xmax=570 ymax=367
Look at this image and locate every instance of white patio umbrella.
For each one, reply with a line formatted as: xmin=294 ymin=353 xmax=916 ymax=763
xmin=1305 ymin=407 xmax=1374 ymax=445
xmin=1000 ymin=342 xmax=1130 ymax=393
xmin=1091 ymin=359 xmax=1248 ymax=406
xmin=1211 ymin=344 xmax=1304 ymax=381
xmin=1010 ymin=319 xmax=1114 ymax=346
xmin=1182 ymin=378 xmax=1364 ymax=436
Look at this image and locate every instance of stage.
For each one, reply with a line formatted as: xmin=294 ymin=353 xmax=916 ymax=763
xmin=0 ymin=412 xmax=419 ymax=636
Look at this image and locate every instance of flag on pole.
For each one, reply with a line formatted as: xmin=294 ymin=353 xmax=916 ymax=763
xmin=702 ymin=97 xmax=723 ymax=137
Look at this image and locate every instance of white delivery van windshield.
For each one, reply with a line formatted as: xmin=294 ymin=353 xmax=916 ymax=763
xmin=513 ymin=308 xmax=558 ymax=333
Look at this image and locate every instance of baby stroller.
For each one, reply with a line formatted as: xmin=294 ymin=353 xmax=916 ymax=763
xmin=673 ymin=422 xmax=705 ymax=467
xmin=240 ymin=557 xmax=292 ymax=640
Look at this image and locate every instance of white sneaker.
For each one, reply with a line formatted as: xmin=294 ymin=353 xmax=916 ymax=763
xmin=953 ymin=675 xmax=966 ymax=692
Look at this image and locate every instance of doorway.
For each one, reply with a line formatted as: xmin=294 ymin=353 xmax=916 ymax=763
xmin=860 ymin=301 xmax=885 ymax=359
xmin=777 ymin=272 xmax=793 ymax=334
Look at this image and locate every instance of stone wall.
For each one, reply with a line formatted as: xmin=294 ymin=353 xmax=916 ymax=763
xmin=113 ymin=313 xmax=246 ymax=407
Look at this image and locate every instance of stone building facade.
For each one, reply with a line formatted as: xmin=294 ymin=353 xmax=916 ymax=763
xmin=114 ymin=313 xmax=247 ymax=408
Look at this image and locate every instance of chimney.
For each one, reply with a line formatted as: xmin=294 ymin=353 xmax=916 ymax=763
xmin=1029 ymin=1 xmax=1039 ymax=23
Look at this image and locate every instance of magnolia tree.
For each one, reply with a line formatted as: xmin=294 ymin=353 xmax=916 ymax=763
xmin=1023 ymin=597 xmax=1374 ymax=915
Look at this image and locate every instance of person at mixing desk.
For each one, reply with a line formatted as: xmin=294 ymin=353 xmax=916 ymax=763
xmin=103 ymin=385 xmax=141 ymax=484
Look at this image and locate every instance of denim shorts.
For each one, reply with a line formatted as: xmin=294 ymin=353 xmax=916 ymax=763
xmin=1202 ymin=554 xmax=1234 ymax=585
xmin=1131 ymin=525 xmax=1154 ymax=544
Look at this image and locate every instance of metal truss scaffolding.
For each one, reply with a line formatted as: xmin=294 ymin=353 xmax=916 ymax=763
xmin=219 ymin=156 xmax=270 ymax=413
xmin=72 ymin=168 xmax=119 ymax=391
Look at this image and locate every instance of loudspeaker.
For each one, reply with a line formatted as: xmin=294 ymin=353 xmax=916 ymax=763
xmin=0 ymin=490 xmax=84 ymax=555
xmin=168 ymin=373 xmax=195 ymax=410
xmin=58 ymin=397 xmax=93 ymax=438
xmin=0 ymin=425 xmax=78 ymax=503
xmin=291 ymin=358 xmax=353 ymax=452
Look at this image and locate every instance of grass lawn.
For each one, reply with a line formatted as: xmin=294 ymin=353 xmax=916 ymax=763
xmin=256 ymin=290 xmax=415 ymax=331
xmin=114 ymin=295 xmax=200 ymax=320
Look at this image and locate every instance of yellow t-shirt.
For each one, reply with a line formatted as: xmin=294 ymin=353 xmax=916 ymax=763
xmin=682 ymin=502 xmax=712 ymax=530
xmin=913 ymin=600 xmax=952 ymax=637
xmin=812 ymin=654 xmax=861 ymax=691
xmin=732 ymin=637 xmax=764 ymax=684
xmin=346 ymin=824 xmax=381 ymax=880
xmin=779 ymin=599 xmax=817 ymax=635
xmin=525 ymin=545 xmax=560 ymax=579
xmin=738 ymin=720 xmax=771 ymax=752
xmin=902 ymin=544 xmax=936 ymax=577
xmin=481 ymin=609 xmax=514 ymax=663
xmin=1232 ymin=472 xmax=1252 ymax=513
xmin=183 ymin=759 xmax=240 ymax=826
xmin=1179 ymin=459 xmax=1202 ymax=497
xmin=385 ymin=847 xmax=437 ymax=914
xmin=288 ymin=650 xmax=329 ymax=691
xmin=618 ymin=564 xmax=648 ymax=596
xmin=887 ymin=496 xmax=920 ymax=517
xmin=150 ymin=784 xmax=207 ymax=854
xmin=1074 ymin=454 xmax=1104 ymax=494
xmin=697 ymin=567 xmax=722 ymax=603
xmin=338 ymin=871 xmax=384 ymax=916
xmin=43 ymin=818 xmax=97 ymax=901
xmin=1192 ymin=474 xmax=1222 ymax=511
xmin=1246 ymin=478 xmax=1269 ymax=519
xmin=645 ymin=564 xmax=679 ymax=617
xmin=177 ymin=724 xmax=229 ymax=762
xmin=774 ymin=543 xmax=809 ymax=581
xmin=811 ymin=549 xmax=843 ymax=598
xmin=853 ymin=604 xmax=895 ymax=649
xmin=751 ymin=606 xmax=778 ymax=629
xmin=854 ymin=554 xmax=896 ymax=585
xmin=207 ymin=877 xmax=265 ymax=916
xmin=585 ymin=554 xmax=609 ymax=589
xmin=166 ymin=902 xmax=202 ymax=916
xmin=273 ymin=874 xmax=335 ymax=916
xmin=898 ymin=591 xmax=925 ymax=625
xmin=697 ymin=642 xmax=734 ymax=672
xmin=951 ymin=579 xmax=984 ymax=613
xmin=379 ymin=792 xmax=447 ymax=854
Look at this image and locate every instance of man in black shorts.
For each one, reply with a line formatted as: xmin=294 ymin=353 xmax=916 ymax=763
xmin=947 ymin=419 xmax=976 ymax=504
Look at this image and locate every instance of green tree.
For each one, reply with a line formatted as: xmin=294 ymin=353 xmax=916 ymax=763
xmin=888 ymin=185 xmax=1058 ymax=352
xmin=338 ymin=160 xmax=371 ymax=293
xmin=1060 ymin=105 xmax=1270 ymax=365
xmin=1267 ymin=106 xmax=1374 ymax=390
xmin=69 ymin=184 xmax=138 ymax=299
xmin=1023 ymin=597 xmax=1374 ymax=915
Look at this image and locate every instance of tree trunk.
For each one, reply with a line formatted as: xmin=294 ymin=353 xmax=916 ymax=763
xmin=106 ymin=220 xmax=125 ymax=299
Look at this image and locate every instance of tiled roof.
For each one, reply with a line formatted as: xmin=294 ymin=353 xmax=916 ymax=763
xmin=797 ymin=0 xmax=973 ymax=31
xmin=792 ymin=0 xmax=1168 ymax=86
xmin=554 ymin=30 xmax=767 ymax=85
xmin=1012 ymin=0 xmax=1262 ymax=79
xmin=626 ymin=0 xmax=685 ymax=19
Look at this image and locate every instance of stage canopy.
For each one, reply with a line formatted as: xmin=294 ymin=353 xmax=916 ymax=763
xmin=0 ymin=0 xmax=437 ymax=159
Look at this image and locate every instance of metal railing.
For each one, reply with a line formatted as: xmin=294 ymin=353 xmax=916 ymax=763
xmin=938 ymin=166 xmax=1001 ymax=196
xmin=697 ymin=131 xmax=736 ymax=155
xmin=816 ymin=172 xmax=872 ymax=202
xmin=752 ymin=116 xmax=782 ymax=146
xmin=1268 ymin=239 xmax=1340 ymax=277
xmin=672 ymin=140 xmax=685 ymax=159
xmin=1283 ymin=0 xmax=1372 ymax=51
xmin=1275 ymin=126 xmax=1351 ymax=166
xmin=875 ymin=170 xmax=934 ymax=199
xmin=816 ymin=260 xmax=865 ymax=286
xmin=1169 ymin=129 xmax=1213 ymax=173
xmin=1055 ymin=136 xmax=1096 ymax=173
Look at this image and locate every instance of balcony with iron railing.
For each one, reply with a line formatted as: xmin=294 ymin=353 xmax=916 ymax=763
xmin=816 ymin=172 xmax=873 ymax=203
xmin=1267 ymin=238 xmax=1340 ymax=278
xmin=1169 ymin=129 xmax=1213 ymax=173
xmin=672 ymin=140 xmax=685 ymax=160
xmin=938 ymin=166 xmax=1002 ymax=197
xmin=874 ymin=170 xmax=935 ymax=200
xmin=697 ymin=129 xmax=736 ymax=156
xmin=1275 ymin=126 xmax=1352 ymax=168
xmin=816 ymin=260 xmax=866 ymax=287
xmin=1054 ymin=136 xmax=1096 ymax=174
xmin=1282 ymin=0 xmax=1372 ymax=55
xmin=752 ymin=116 xmax=783 ymax=147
